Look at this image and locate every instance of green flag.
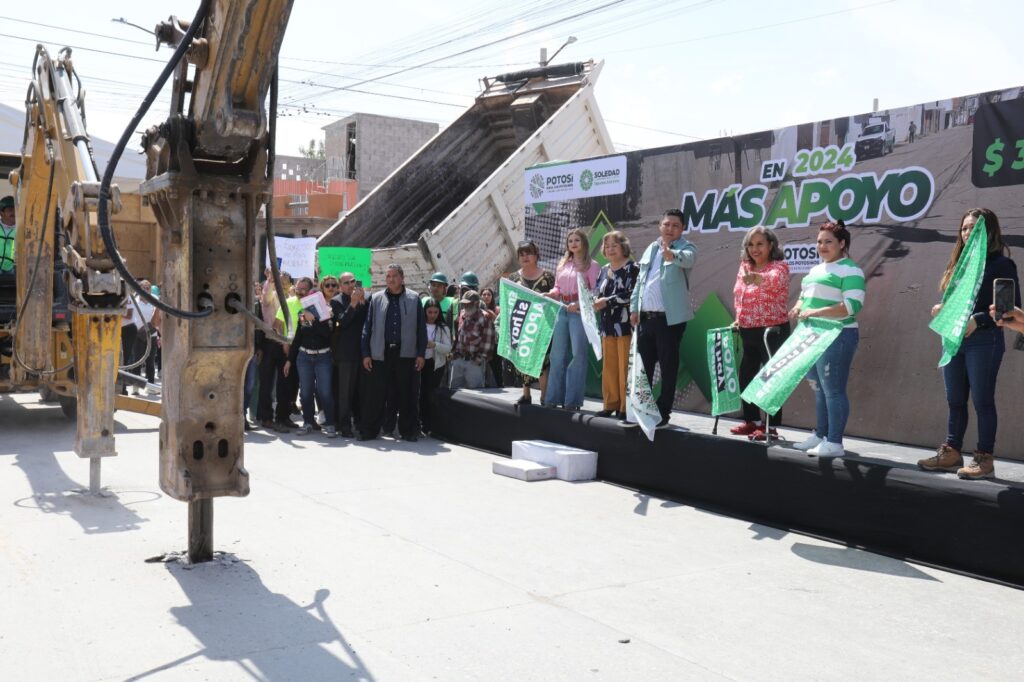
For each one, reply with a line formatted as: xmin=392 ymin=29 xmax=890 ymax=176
xmin=706 ymin=326 xmax=741 ymax=416
xmin=577 ymin=272 xmax=603 ymax=360
xmin=740 ymin=317 xmax=844 ymax=416
xmin=929 ymin=215 xmax=988 ymax=367
xmin=626 ymin=331 xmax=661 ymax=441
xmin=497 ymin=278 xmax=562 ymax=378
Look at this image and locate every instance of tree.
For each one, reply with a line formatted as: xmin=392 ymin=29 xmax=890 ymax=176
xmin=298 ymin=138 xmax=325 ymax=159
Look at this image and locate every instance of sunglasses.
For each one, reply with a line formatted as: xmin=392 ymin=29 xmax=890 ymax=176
xmin=323 ymin=282 xmax=338 ymax=289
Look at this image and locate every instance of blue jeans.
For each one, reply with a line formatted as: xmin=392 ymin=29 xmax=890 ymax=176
xmin=544 ymin=310 xmax=589 ymax=408
xmin=243 ymin=353 xmax=258 ymax=416
xmin=296 ymin=351 xmax=335 ymax=427
xmin=805 ymin=327 xmax=858 ymax=444
xmin=943 ymin=327 xmax=1004 ymax=453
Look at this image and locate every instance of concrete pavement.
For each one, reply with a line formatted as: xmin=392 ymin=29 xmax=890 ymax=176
xmin=2 ymin=391 xmax=1023 ymax=681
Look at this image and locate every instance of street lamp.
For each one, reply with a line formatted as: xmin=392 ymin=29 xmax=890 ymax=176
xmin=539 ymin=36 xmax=578 ymax=67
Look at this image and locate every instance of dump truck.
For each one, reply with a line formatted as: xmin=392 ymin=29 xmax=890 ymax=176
xmin=317 ymin=61 xmax=614 ymax=288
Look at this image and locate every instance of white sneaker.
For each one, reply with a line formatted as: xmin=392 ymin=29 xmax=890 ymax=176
xmin=793 ymin=434 xmax=823 ymax=451
xmin=808 ymin=441 xmax=844 ymax=457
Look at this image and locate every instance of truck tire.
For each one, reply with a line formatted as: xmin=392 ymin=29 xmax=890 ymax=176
xmin=58 ymin=395 xmax=77 ymax=419
xmin=38 ymin=385 xmax=57 ymax=402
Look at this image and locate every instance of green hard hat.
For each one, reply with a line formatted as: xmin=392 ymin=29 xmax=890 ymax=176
xmin=459 ymin=271 xmax=479 ymax=288
xmin=0 ymin=196 xmax=13 ymax=210
xmin=429 ymin=272 xmax=449 ymax=285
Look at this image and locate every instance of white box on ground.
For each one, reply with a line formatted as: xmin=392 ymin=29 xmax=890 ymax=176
xmin=512 ymin=440 xmax=597 ymax=481
xmin=493 ymin=458 xmax=555 ymax=482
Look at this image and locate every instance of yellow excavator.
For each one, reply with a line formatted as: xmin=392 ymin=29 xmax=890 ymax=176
xmin=1 ymin=45 xmax=159 ymax=496
xmin=4 ymin=0 xmax=294 ymax=561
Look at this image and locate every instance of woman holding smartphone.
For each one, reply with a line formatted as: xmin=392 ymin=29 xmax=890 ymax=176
xmin=918 ymin=208 xmax=1019 ymax=479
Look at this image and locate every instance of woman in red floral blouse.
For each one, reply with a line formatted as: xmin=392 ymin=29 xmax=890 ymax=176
xmin=731 ymin=226 xmax=792 ymax=440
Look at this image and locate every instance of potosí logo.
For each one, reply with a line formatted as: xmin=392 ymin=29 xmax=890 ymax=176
xmin=784 ymin=245 xmax=818 ymax=261
xmin=545 ymin=173 xmax=574 ymax=190
xmin=529 ymin=173 xmax=545 ymax=200
xmin=681 ymin=167 xmax=936 ymax=231
xmin=580 ymin=169 xmax=594 ymax=191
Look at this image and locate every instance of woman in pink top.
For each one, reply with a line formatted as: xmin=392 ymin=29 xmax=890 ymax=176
xmin=731 ymin=226 xmax=791 ymax=440
xmin=543 ymin=228 xmax=601 ymax=410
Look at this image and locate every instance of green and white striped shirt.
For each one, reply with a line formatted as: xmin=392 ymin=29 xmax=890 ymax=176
xmin=799 ymin=257 xmax=865 ymax=328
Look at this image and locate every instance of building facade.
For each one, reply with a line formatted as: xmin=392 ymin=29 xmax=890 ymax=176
xmin=323 ymin=113 xmax=439 ymax=200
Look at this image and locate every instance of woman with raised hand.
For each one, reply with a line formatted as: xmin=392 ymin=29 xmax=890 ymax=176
xmin=918 ymin=208 xmax=1019 ymax=479
xmin=789 ymin=220 xmax=864 ymax=458
xmin=593 ymin=231 xmax=639 ymax=421
xmin=543 ymin=228 xmax=600 ymax=411
xmin=731 ymin=226 xmax=791 ymax=441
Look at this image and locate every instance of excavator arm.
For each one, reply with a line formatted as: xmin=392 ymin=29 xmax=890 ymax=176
xmin=8 ymin=46 xmax=128 ymax=490
xmin=135 ymin=0 xmax=294 ymax=560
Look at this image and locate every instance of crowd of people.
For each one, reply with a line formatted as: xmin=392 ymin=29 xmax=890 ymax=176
xmin=4 ymin=180 xmax=1018 ymax=479
xmin=236 ymin=214 xmax=698 ymax=444
xmin=726 ymin=207 xmax=1019 ymax=479
xmin=112 ymin=204 xmax=1017 ymax=481
xmin=244 ymin=263 xmax=505 ymax=443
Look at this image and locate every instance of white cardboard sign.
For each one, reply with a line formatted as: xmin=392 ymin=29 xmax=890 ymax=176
xmin=266 ymin=236 xmax=317 ymax=280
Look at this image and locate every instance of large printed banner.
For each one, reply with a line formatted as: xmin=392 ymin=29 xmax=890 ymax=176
xmin=523 ymin=84 xmax=1024 ymax=453
xmin=972 ymin=97 xmax=1024 ymax=188
xmin=525 ymin=155 xmax=627 ymax=205
xmin=681 ymin=157 xmax=936 ymax=232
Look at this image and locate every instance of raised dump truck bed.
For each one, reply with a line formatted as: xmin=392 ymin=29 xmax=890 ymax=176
xmin=317 ymin=61 xmax=613 ymax=288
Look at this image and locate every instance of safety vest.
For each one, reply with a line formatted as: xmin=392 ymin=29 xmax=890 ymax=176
xmin=0 ymin=224 xmax=14 ymax=273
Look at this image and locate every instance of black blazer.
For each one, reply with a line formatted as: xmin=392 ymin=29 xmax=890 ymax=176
xmin=330 ymin=293 xmax=368 ymax=363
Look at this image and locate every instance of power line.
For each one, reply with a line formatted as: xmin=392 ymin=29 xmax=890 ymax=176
xmin=0 ymin=15 xmax=153 ymax=46
xmin=0 ymin=32 xmax=166 ymax=63
xmin=606 ymin=119 xmax=703 ymax=140
xmin=280 ymin=56 xmax=533 ymax=70
xmin=285 ymin=0 xmax=635 ymax=105
xmin=603 ymin=0 xmax=897 ymax=55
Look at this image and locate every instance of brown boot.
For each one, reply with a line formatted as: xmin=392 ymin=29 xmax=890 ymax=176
xmin=958 ymin=452 xmax=994 ymax=480
xmin=917 ymin=444 xmax=962 ymax=472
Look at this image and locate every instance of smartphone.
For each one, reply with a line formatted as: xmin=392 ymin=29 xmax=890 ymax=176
xmin=993 ymin=278 xmax=1015 ymax=321
xmin=354 ymin=280 xmax=363 ymax=288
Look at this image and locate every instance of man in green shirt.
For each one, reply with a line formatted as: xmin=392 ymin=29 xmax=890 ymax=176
xmin=275 ymin=276 xmax=310 ymax=339
xmin=425 ymin=272 xmax=456 ymax=332
xmin=270 ymin=276 xmax=311 ymax=429
xmin=0 ymin=196 xmax=15 ymax=273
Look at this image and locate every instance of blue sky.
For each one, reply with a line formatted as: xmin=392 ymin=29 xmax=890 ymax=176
xmin=1 ymin=0 xmax=1021 ymax=157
